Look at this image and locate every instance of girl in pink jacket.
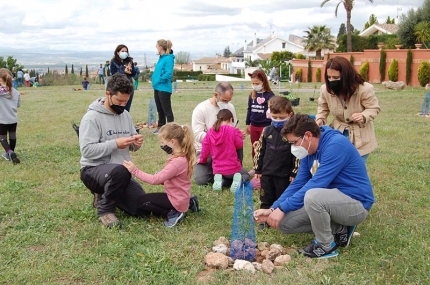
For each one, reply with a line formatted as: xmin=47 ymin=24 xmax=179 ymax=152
xmin=123 ymin=123 xmax=199 ymax=228
xmin=199 ymin=109 xmax=250 ymax=192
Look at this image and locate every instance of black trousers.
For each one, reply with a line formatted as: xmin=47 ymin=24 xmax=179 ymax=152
xmin=125 ymin=89 xmax=134 ymax=112
xmin=80 ymin=164 xmax=146 ymax=216
xmin=153 ymin=90 xmax=174 ymax=127
xmin=259 ymin=175 xmax=291 ymax=209
xmin=136 ymin=192 xmax=173 ymax=217
xmin=0 ymin=123 xmax=17 ymax=151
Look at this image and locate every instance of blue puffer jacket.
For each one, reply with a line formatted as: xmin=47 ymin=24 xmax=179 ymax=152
xmin=151 ymin=53 xmax=175 ymax=93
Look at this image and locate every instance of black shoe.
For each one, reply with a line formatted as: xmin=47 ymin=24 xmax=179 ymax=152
xmin=9 ymin=151 xmax=20 ymax=165
xmin=334 ymin=225 xmax=356 ymax=247
xmin=298 ymin=239 xmax=339 ymax=259
xmin=189 ymin=195 xmax=200 ymax=212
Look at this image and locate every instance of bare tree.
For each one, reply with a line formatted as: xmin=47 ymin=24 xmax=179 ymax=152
xmin=175 ymin=51 xmax=191 ymax=71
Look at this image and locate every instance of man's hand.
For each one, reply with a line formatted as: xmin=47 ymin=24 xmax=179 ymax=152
xmin=116 ymin=137 xmax=135 ymax=149
xmin=267 ymin=208 xmax=285 ymax=229
xmin=131 ymin=134 xmax=144 ymax=147
xmin=123 ymin=160 xmax=135 ymax=172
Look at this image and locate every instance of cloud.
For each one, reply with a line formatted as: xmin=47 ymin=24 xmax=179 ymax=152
xmin=0 ymin=0 xmax=426 ymax=60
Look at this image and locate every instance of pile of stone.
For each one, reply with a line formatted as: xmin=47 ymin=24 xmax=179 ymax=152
xmin=204 ymin=237 xmax=294 ymax=274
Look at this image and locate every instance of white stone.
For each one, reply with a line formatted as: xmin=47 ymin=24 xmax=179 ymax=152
xmin=233 ymin=259 xmax=256 ymax=274
xmin=212 ymin=244 xmax=228 ymax=255
xmin=274 ymin=254 xmax=291 ymax=266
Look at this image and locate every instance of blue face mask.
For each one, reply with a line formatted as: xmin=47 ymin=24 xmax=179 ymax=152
xmin=272 ymin=118 xmax=288 ymax=129
xmin=119 ymin=52 xmax=128 ymax=59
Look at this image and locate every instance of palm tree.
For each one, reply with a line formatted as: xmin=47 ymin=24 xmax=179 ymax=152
xmin=321 ymin=0 xmax=374 ymax=52
xmin=244 ymin=58 xmax=261 ymax=67
xmin=302 ymin=25 xmax=336 ymax=60
xmin=414 ymin=21 xmax=430 ymax=49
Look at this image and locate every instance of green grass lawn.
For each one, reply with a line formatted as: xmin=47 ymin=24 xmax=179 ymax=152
xmin=1 ymin=82 xmax=429 ymax=284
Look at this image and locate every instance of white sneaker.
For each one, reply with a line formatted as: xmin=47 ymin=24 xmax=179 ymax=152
xmin=1 ymin=152 xmax=10 ymax=161
xmin=230 ymin=173 xmax=242 ymax=193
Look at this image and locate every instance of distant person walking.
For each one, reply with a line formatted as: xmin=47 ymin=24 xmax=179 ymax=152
xmin=17 ymin=69 xmax=23 ymax=87
xmin=0 ymin=68 xmax=21 ymax=164
xmin=151 ymin=39 xmax=175 ymax=134
xmin=104 ymin=60 xmax=111 ymax=90
xmin=97 ymin=64 xmax=104 ymax=85
xmin=133 ymin=62 xmax=140 ymax=90
xmin=110 ymin=44 xmax=136 ymax=112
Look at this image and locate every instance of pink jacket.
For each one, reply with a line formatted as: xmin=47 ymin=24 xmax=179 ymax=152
xmin=199 ymin=125 xmax=243 ymax=176
xmin=130 ymin=156 xmax=191 ymax=213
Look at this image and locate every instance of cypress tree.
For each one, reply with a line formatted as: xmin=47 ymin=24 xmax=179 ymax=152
xmin=406 ymin=49 xmax=412 ymax=85
xmin=307 ymin=59 xmax=312 ymax=82
xmin=65 ymin=64 xmax=69 ymax=75
xmin=85 ymin=65 xmax=89 ymax=77
xmin=80 ymin=67 xmax=83 ymax=76
xmin=71 ymin=64 xmax=75 ymax=74
xmin=379 ymin=50 xmax=386 ymax=82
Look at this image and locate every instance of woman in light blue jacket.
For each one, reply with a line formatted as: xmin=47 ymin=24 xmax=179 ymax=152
xmin=151 ymin=39 xmax=175 ymax=134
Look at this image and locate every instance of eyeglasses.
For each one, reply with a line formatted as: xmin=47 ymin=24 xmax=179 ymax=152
xmin=288 ymin=136 xmax=302 ymax=145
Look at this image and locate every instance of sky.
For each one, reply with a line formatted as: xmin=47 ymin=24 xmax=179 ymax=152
xmin=0 ymin=0 xmax=425 ymax=62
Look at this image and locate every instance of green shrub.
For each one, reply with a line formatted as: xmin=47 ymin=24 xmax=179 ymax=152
xmin=295 ymin=68 xmax=303 ymax=82
xmin=359 ymin=61 xmax=369 ymax=82
xmin=417 ymin=61 xmax=430 ymax=87
xmin=388 ymin=59 xmax=399 ymax=82
xmin=39 ymin=72 xmax=86 ymax=86
xmin=197 ymin=74 xmax=216 ymax=81
xmin=350 ymin=55 xmax=355 ymax=66
xmin=307 ymin=59 xmax=312 ymax=82
xmin=296 ymin=54 xmax=306 ymax=60
xmin=316 ymin=68 xmax=321 ymax=82
xmin=379 ymin=50 xmax=386 ymax=82
xmin=406 ymin=49 xmax=413 ymax=85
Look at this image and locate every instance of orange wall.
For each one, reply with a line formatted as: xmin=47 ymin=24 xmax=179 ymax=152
xmin=292 ymin=49 xmax=430 ymax=87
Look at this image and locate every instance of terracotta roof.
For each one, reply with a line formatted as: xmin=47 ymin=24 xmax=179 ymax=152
xmin=256 ymin=53 xmax=272 ymax=60
xmin=375 ymin=23 xmax=399 ymax=34
xmin=192 ymin=56 xmax=231 ymax=64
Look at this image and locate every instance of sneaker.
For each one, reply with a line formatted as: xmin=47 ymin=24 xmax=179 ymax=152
xmin=189 ymin=195 xmax=200 ymax=212
xmin=230 ymin=173 xmax=242 ymax=193
xmin=164 ymin=210 xmax=185 ymax=227
xmin=298 ymin=239 xmax=339 ymax=259
xmin=1 ymin=152 xmax=10 ymax=161
xmin=152 ymin=128 xmax=160 ymax=135
xmin=99 ymin=213 xmax=120 ymax=228
xmin=9 ymin=151 xmax=20 ymax=165
xmin=92 ymin=193 xmax=100 ymax=208
xmin=334 ymin=225 xmax=356 ymax=247
xmin=212 ymin=174 xmax=223 ymax=191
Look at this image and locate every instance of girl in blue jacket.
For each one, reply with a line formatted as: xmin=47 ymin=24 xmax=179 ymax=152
xmin=152 ymin=39 xmax=175 ymax=134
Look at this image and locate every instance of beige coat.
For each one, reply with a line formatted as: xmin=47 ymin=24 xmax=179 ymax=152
xmin=316 ymin=82 xmax=381 ymax=156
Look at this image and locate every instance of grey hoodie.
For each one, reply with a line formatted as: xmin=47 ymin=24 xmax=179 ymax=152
xmin=0 ymin=88 xmax=21 ymax=124
xmin=79 ymin=97 xmax=139 ymax=168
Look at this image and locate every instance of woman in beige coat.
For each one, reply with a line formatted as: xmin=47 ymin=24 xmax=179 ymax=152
xmin=316 ymin=56 xmax=380 ymax=163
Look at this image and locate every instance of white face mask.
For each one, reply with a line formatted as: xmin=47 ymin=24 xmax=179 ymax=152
xmin=252 ymin=84 xmax=263 ymax=92
xmin=217 ymin=102 xmax=229 ymax=110
xmin=291 ymin=136 xmax=311 ymax=159
xmin=119 ymin=52 xmax=128 ymax=59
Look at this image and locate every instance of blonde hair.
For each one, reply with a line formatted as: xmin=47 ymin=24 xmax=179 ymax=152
xmin=159 ymin=123 xmax=196 ymax=177
xmin=157 ymin=39 xmax=173 ymax=54
xmin=0 ymin=68 xmax=13 ymax=98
